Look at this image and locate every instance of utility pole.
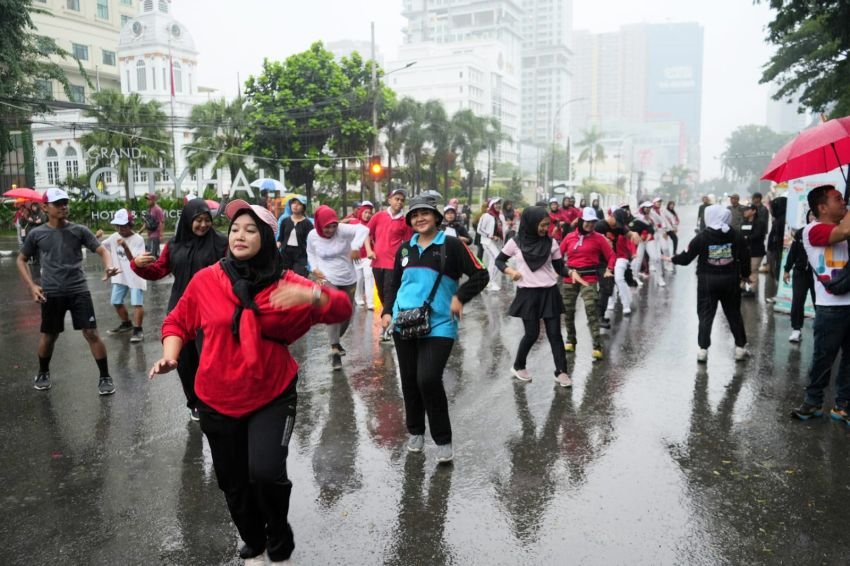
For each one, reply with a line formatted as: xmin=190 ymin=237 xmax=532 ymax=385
xmin=371 ymin=22 xmax=379 ymax=203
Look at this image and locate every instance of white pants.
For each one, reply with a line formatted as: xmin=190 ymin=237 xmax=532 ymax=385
xmin=608 ymin=257 xmax=632 ymax=311
xmin=657 ymin=233 xmax=674 ymax=270
xmin=631 ymin=239 xmax=664 ymax=284
xmin=354 ymin=257 xmax=374 ymax=307
xmin=482 ymin=239 xmax=502 ymax=290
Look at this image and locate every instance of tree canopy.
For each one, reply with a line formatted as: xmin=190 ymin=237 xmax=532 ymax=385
xmin=721 ymin=124 xmax=793 ymax=183
xmin=758 ymin=0 xmax=850 ymax=116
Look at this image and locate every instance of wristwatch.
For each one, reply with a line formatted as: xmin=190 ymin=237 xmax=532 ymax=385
xmin=311 ymin=285 xmax=323 ymax=306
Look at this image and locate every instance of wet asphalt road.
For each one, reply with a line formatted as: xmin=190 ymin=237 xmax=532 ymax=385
xmin=1 ymin=210 xmax=849 ymax=565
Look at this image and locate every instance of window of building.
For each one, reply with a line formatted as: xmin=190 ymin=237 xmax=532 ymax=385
xmin=151 ymin=65 xmax=157 ymax=89
xmin=121 ymin=0 xmax=132 ymax=4
xmin=66 ymin=0 xmax=80 ymax=11
xmin=69 ymin=85 xmax=85 ymax=103
xmin=35 ymin=79 xmax=52 ymax=100
xmin=188 ymin=73 xmax=192 ymax=94
xmin=136 ymin=60 xmax=147 ymax=90
xmin=65 ymin=147 xmax=79 ymax=178
xmin=102 ymin=50 xmax=116 ymax=66
xmin=133 ymin=167 xmax=148 ymax=183
xmin=121 ymin=14 xmax=131 ymax=25
xmin=172 ymin=61 xmax=182 ymax=93
xmin=46 ymin=148 xmax=60 ymax=185
xmin=162 ymin=68 xmax=166 ymax=89
xmin=103 ymin=170 xmax=113 ymax=184
xmin=158 ymin=0 xmax=168 ymax=12
xmin=125 ymin=70 xmax=130 ymax=89
xmin=96 ymin=0 xmax=109 ymax=19
xmin=72 ymin=43 xmax=88 ymax=61
xmin=143 ymin=0 xmax=153 ymax=11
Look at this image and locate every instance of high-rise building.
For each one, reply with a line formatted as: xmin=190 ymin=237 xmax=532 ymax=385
xmin=29 ymin=0 xmax=138 ymax=104
xmin=389 ymin=0 xmax=523 ymax=164
xmin=766 ymin=84 xmax=812 ymax=134
xmin=519 ymin=0 xmax=572 ymax=146
xmin=569 ymin=23 xmax=704 ymax=186
xmin=326 ymin=39 xmax=384 ymax=66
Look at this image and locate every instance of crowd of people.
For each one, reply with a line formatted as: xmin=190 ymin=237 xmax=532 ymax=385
xmin=14 ymin=182 xmax=850 ymax=565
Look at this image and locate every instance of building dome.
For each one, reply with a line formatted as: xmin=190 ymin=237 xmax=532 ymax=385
xmin=118 ymin=0 xmax=197 ymax=56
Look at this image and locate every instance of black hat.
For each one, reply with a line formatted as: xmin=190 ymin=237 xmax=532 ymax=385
xmin=405 ymin=194 xmax=443 ymax=226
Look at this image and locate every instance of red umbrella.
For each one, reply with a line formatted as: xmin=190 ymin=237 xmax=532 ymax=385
xmin=205 ymin=199 xmax=220 ymax=210
xmin=3 ymin=187 xmax=43 ymax=201
xmin=761 ymin=117 xmax=850 ymax=187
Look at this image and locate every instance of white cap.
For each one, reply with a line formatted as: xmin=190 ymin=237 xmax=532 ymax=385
xmin=549 ymin=197 xmax=559 ymax=203
xmin=652 ymin=197 xmax=663 ymax=203
xmin=111 ymin=208 xmax=131 ymax=225
xmin=44 ymin=188 xmax=69 ymax=203
xmin=359 ymin=200 xmax=374 ymax=208
xmin=639 ymin=201 xmax=653 ymax=209
xmin=581 ymin=207 xmax=599 ymax=222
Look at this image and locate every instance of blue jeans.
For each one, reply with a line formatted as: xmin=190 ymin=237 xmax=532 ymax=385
xmin=805 ymin=305 xmax=850 ymax=406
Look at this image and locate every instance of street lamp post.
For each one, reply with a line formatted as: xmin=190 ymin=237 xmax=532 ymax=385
xmin=549 ymin=97 xmax=586 ymax=195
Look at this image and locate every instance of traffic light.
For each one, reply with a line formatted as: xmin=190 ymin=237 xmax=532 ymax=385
xmin=368 ymin=155 xmax=384 ymax=180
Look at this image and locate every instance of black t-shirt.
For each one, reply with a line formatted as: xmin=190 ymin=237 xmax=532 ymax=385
xmin=21 ymin=223 xmax=101 ymax=295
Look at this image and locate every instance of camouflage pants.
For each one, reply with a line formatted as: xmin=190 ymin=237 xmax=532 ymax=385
xmin=561 ymin=281 xmax=602 ymax=349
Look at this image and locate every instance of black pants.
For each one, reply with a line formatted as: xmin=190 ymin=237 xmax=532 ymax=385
xmin=199 ymin=385 xmax=298 ymax=562
xmin=697 ymin=273 xmax=747 ymax=349
xmin=177 ymin=341 xmax=200 ymax=409
xmin=392 ymin=336 xmax=454 ymax=445
xmin=790 ymin=269 xmax=816 ymax=330
xmin=280 ymin=246 xmax=309 ymax=278
xmin=514 ymin=317 xmax=568 ymax=375
xmin=372 ymin=267 xmax=392 ymax=305
xmin=669 ymin=231 xmax=679 ymax=254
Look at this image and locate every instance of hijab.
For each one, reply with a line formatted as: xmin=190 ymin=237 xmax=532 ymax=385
xmin=487 ymin=198 xmax=503 ymax=239
xmin=167 ymin=199 xmax=228 ymax=311
xmin=353 ymin=204 xmax=373 ymax=224
xmin=704 ymin=204 xmax=731 ymax=233
xmin=515 ymin=206 xmax=552 ymax=272
xmin=219 ymin=209 xmax=285 ymax=342
xmin=313 ymin=205 xmax=339 ymax=238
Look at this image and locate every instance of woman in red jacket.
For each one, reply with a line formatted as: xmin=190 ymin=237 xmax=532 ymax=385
xmin=149 ymin=200 xmax=352 ymax=565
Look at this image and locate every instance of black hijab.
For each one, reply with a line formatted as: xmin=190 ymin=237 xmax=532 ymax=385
xmin=219 ymin=209 xmax=285 ymax=340
xmin=167 ymin=199 xmax=228 ymax=311
xmin=515 ymin=206 xmax=552 ymax=272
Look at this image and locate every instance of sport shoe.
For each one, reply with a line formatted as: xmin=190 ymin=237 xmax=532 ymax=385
xmin=435 ymin=443 xmax=453 ymax=464
xmin=657 ymin=279 xmax=667 ymax=287
xmin=130 ymin=329 xmax=144 ymax=343
xmin=622 ymin=308 xmax=631 ymax=316
xmin=599 ymin=318 xmax=611 ymax=329
xmin=554 ymin=372 xmax=572 ymax=388
xmin=331 ymin=343 xmax=346 ymax=356
xmin=511 ymin=367 xmax=532 ymax=382
xmin=380 ymin=328 xmax=393 ymax=342
xmin=789 ymin=330 xmax=802 ymax=343
xmin=239 ymin=543 xmax=266 ymax=560
xmin=734 ymin=347 xmax=750 ymax=361
xmin=33 ymin=371 xmax=51 ymax=391
xmin=407 ymin=434 xmax=425 ymax=453
xmin=244 ymin=556 xmax=267 ymax=566
xmin=591 ymin=349 xmax=603 ymax=361
xmin=697 ymin=349 xmax=708 ymax=363
xmin=830 ymin=403 xmax=850 ymax=421
xmin=331 ymin=353 xmax=343 ymax=370
xmin=107 ymin=321 xmax=132 ymax=334
xmin=98 ymin=376 xmax=116 ymax=396
xmin=564 ymin=342 xmax=575 ymax=352
xmin=189 ymin=407 xmax=200 ymax=422
xmin=791 ymin=402 xmax=823 ymax=420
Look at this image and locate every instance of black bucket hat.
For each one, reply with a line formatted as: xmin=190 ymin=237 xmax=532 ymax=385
xmin=405 ymin=194 xmax=443 ymax=226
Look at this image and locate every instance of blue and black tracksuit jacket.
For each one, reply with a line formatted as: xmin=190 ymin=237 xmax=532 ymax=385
xmin=382 ymin=230 xmax=489 ymax=339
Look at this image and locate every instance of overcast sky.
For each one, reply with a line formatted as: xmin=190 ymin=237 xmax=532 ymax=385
xmin=171 ymin=0 xmax=777 ymax=178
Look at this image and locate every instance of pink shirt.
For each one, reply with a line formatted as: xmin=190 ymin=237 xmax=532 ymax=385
xmin=501 ymin=238 xmax=562 ymax=288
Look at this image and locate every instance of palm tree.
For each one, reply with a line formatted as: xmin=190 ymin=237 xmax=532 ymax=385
xmin=482 ymin=117 xmax=509 ymax=202
xmin=451 ymin=109 xmax=487 ymax=203
xmin=577 ymin=126 xmax=606 ymax=180
xmin=399 ymin=99 xmax=428 ymax=195
xmin=424 ymin=100 xmax=452 ymax=194
xmin=81 ymin=90 xmax=171 ymax=203
xmin=384 ymin=97 xmax=415 ymax=186
xmin=185 ymin=97 xmax=247 ymax=182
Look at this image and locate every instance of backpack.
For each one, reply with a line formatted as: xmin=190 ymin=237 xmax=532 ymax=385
xmin=143 ymin=211 xmax=160 ymax=232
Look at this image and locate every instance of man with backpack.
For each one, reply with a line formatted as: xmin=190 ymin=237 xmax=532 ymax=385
xmin=143 ymin=192 xmax=164 ymax=258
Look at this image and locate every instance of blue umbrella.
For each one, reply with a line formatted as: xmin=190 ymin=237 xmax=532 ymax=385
xmin=250 ymin=178 xmax=285 ymax=192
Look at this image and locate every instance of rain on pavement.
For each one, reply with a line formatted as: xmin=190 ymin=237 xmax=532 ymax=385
xmin=1 ymin=209 xmax=848 ymax=565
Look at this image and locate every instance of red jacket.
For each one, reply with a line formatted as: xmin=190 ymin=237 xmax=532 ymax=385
xmin=162 ymin=265 xmax=352 ymax=417
xmin=560 ymin=230 xmax=615 ymax=283
xmin=369 ymin=210 xmax=413 ymax=269
xmin=131 ymin=241 xmax=173 ymax=280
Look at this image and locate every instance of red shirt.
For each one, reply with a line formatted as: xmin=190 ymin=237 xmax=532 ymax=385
xmin=349 ymin=216 xmax=371 ymax=257
xmin=130 ymin=241 xmax=172 ymax=280
xmin=563 ymin=206 xmax=581 ymax=226
xmin=369 ymin=210 xmax=413 ymax=269
xmin=560 ymin=230 xmax=616 ymax=283
xmin=162 ymin=265 xmax=352 ymax=417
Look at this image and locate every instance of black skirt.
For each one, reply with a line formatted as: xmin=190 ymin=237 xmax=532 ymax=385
xmin=508 ymin=285 xmax=564 ymax=320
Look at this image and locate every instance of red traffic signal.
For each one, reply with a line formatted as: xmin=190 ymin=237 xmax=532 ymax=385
xmin=368 ymin=155 xmax=384 ymax=179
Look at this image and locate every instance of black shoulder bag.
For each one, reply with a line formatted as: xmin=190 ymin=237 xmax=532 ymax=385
xmin=394 ymin=244 xmax=446 ymax=340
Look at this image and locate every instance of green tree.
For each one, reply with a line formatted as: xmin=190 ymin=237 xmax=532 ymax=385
xmin=758 ymin=0 xmax=850 ymax=115
xmin=80 ymin=90 xmax=171 ymax=203
xmin=451 ymin=109 xmax=487 ymax=204
xmin=185 ymin=97 xmax=247 ymax=181
xmin=721 ymin=124 xmax=793 ymax=183
xmin=244 ymin=42 xmax=351 ymax=205
xmin=577 ymin=126 xmax=606 ymax=179
xmin=0 ymin=0 xmax=81 ymax=171
xmin=482 ymin=117 xmax=509 ymax=202
xmin=399 ymin=98 xmax=429 ymax=195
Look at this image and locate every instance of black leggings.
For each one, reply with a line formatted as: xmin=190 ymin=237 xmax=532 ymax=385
xmin=669 ymin=231 xmax=679 ymax=254
xmin=372 ymin=267 xmax=392 ymax=305
xmin=790 ymin=269 xmax=816 ymax=330
xmin=697 ymin=273 xmax=747 ymax=349
xmin=392 ymin=336 xmax=455 ymax=445
xmin=514 ymin=317 xmax=568 ymax=375
xmin=177 ymin=341 xmax=200 ymax=409
xmin=199 ymin=386 xmax=298 ymax=562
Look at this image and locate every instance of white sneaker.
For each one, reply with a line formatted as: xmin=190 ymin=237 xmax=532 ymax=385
xmin=697 ymin=349 xmax=708 ymax=363
xmin=657 ymin=279 xmax=667 ymax=287
xmin=622 ymin=308 xmax=631 ymax=316
xmin=511 ymin=367 xmax=532 ymax=382
xmin=735 ymin=347 xmax=751 ymax=361
xmin=244 ymin=555 xmax=267 ymax=566
xmin=355 ymin=299 xmax=365 ymax=306
xmin=436 ymin=443 xmax=453 ymax=464
xmin=789 ymin=330 xmax=802 ymax=343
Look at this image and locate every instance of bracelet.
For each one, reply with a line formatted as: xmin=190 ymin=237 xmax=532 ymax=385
xmin=311 ymin=285 xmax=322 ymax=305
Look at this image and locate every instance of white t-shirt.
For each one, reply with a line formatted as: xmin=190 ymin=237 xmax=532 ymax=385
xmin=306 ymin=223 xmax=369 ymax=286
xmin=102 ymin=232 xmax=148 ymax=290
xmin=803 ymin=220 xmax=850 ymax=306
